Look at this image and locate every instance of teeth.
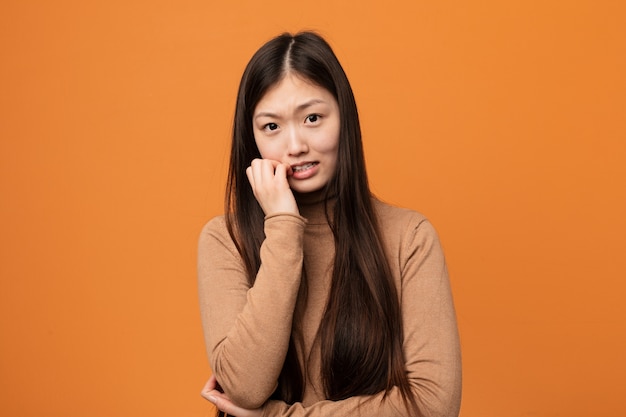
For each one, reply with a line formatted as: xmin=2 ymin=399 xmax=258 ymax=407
xmin=292 ymin=162 xmax=316 ymax=172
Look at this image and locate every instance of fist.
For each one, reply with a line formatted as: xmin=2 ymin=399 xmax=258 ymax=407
xmin=246 ymin=159 xmax=299 ymax=216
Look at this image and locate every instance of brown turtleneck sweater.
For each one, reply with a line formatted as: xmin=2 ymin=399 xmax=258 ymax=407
xmin=197 ymin=195 xmax=461 ymax=416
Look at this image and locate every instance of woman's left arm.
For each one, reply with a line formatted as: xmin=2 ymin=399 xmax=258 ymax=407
xmin=203 ymin=217 xmax=462 ymax=417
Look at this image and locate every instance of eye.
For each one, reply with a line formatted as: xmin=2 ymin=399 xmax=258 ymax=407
xmin=264 ymin=122 xmax=279 ymax=131
xmin=305 ymin=114 xmax=321 ymax=124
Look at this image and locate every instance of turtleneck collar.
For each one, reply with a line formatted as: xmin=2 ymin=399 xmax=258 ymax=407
xmin=294 ymin=188 xmax=336 ymax=225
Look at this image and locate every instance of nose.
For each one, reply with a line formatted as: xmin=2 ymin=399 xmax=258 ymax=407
xmin=286 ymin=126 xmax=308 ymax=156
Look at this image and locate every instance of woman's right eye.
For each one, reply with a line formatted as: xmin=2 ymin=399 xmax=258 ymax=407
xmin=264 ymin=123 xmax=278 ymax=131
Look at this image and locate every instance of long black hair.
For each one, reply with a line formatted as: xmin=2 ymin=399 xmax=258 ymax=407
xmin=224 ymin=31 xmax=417 ymax=414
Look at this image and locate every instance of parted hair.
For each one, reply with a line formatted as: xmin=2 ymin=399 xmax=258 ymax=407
xmin=224 ymin=31 xmax=418 ymax=414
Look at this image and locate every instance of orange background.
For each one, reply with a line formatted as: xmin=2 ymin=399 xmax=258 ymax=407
xmin=1 ymin=1 xmax=625 ymax=416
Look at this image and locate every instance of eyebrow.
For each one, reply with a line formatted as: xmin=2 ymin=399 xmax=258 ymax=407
xmin=254 ymin=99 xmax=327 ymax=119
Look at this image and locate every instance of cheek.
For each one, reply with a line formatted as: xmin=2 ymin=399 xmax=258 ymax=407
xmin=314 ymin=133 xmax=340 ymax=175
xmin=253 ymin=135 xmax=275 ymax=159
xmin=327 ymin=131 xmax=340 ymax=171
xmin=315 ymin=127 xmax=340 ymax=155
xmin=255 ymin=142 xmax=284 ymax=161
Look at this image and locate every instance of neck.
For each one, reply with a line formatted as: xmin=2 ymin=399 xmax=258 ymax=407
xmin=294 ymin=188 xmax=334 ymax=225
xmin=294 ymin=188 xmax=326 ymax=205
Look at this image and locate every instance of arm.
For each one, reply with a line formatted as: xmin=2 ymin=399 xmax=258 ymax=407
xmin=197 ymin=212 xmax=306 ymax=409
xmin=259 ymin=218 xmax=462 ymax=417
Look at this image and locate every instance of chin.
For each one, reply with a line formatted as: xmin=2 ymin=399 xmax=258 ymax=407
xmin=289 ymin=181 xmax=325 ymax=194
xmin=292 ymin=187 xmax=321 ymax=194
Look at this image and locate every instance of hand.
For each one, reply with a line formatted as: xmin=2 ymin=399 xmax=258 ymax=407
xmin=201 ymin=375 xmax=263 ymax=417
xmin=246 ymin=158 xmax=299 ymax=216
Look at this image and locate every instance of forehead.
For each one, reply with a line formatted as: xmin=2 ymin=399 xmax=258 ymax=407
xmin=254 ymin=73 xmax=335 ymax=112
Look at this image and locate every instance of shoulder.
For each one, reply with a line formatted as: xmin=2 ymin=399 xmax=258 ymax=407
xmin=198 ymin=215 xmax=238 ymax=256
xmin=372 ymin=197 xmax=429 ymax=232
xmin=372 ymin=199 xmax=448 ymax=285
xmin=372 ymin=197 xmax=443 ymax=254
xmin=200 ymin=214 xmax=228 ymax=237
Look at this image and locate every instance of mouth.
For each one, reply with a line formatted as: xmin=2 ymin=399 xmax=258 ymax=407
xmin=290 ymin=162 xmax=318 ymax=173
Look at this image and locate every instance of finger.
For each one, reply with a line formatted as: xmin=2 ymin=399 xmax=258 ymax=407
xmin=202 ymin=387 xmax=218 ymax=402
xmin=266 ymin=159 xmax=281 ymax=169
xmin=205 ymin=391 xmax=233 ymax=413
xmin=268 ymin=161 xmax=293 ymax=178
xmin=201 ymin=386 xmax=215 ymax=402
xmin=260 ymin=160 xmax=291 ymax=182
xmin=249 ymin=159 xmax=273 ymax=191
xmin=274 ymin=163 xmax=287 ymax=180
xmin=245 ymin=166 xmax=255 ymax=191
xmin=285 ymin=163 xmax=294 ymax=176
xmin=200 ymin=376 xmax=215 ymax=398
xmin=200 ymin=375 xmax=228 ymax=400
xmin=207 ymin=392 xmax=257 ymax=417
xmin=205 ymin=375 xmax=217 ymax=390
xmin=248 ymin=159 xmax=268 ymax=192
xmin=250 ymin=159 xmax=267 ymax=185
xmin=259 ymin=158 xmax=277 ymax=183
xmin=270 ymin=160 xmax=294 ymax=178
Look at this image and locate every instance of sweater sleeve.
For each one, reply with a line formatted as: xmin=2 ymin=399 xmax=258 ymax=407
xmin=261 ymin=218 xmax=462 ymax=417
xmin=197 ymin=213 xmax=307 ymax=409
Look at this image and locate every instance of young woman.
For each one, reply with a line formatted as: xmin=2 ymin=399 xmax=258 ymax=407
xmin=198 ymin=32 xmax=462 ymax=417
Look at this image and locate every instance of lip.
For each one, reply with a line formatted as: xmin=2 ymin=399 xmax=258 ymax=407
xmin=289 ymin=161 xmax=319 ymax=180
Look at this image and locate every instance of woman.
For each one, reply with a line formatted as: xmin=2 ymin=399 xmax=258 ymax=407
xmin=198 ymin=32 xmax=462 ymax=417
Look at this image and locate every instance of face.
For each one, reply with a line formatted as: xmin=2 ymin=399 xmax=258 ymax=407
xmin=252 ymin=73 xmax=340 ymax=194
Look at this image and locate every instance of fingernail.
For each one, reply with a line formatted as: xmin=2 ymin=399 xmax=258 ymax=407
xmin=207 ymin=395 xmax=217 ymax=403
